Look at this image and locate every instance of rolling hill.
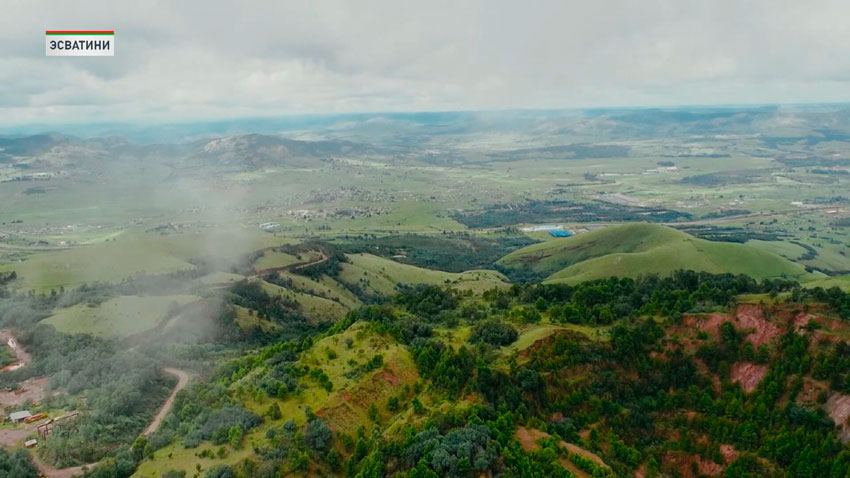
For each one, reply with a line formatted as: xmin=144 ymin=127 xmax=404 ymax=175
xmin=497 ymin=223 xmax=815 ymax=284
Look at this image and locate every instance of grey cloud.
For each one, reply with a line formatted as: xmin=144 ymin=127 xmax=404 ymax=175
xmin=1 ymin=0 xmax=849 ymax=126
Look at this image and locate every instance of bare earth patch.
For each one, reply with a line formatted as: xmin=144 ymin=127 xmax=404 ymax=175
xmin=663 ymin=451 xmax=723 ymax=478
xmin=720 ymin=444 xmax=739 ymax=464
xmin=0 ymin=330 xmax=31 ymax=370
xmin=730 ymin=362 xmax=768 ymax=393
xmin=825 ymin=393 xmax=850 ymax=443
xmin=0 ymin=376 xmax=48 ymax=407
xmin=735 ymin=305 xmax=782 ymax=347
xmin=515 ymin=426 xmax=609 ymax=477
xmin=793 ymin=313 xmax=818 ymax=333
xmin=683 ymin=305 xmax=781 ymax=347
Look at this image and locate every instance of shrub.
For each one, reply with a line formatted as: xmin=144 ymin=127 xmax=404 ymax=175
xmin=469 ymin=321 xmax=518 ymax=346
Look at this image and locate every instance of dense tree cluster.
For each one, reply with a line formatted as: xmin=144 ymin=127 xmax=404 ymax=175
xmin=0 ymin=449 xmax=37 ymax=478
xmin=468 ymin=321 xmax=518 ymax=346
xmin=335 ymin=232 xmax=538 ymax=273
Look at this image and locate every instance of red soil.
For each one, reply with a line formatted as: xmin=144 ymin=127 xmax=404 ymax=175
xmin=730 ymin=362 xmax=768 ymax=393
xmin=663 ymin=451 xmax=723 ymax=478
xmin=736 ymin=305 xmax=782 ymax=347
xmin=719 ymin=444 xmax=739 ymax=463
xmin=793 ymin=313 xmax=818 ymax=333
xmin=381 ymin=370 xmax=400 ymax=386
xmin=514 ymin=427 xmax=609 ymax=469
xmin=825 ymin=393 xmax=850 ymax=443
xmin=683 ymin=305 xmax=781 ymax=348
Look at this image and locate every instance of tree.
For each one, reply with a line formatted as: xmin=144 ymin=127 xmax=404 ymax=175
xmin=265 ymin=403 xmax=281 ymax=420
xmin=0 ymin=448 xmax=38 ymax=478
xmin=468 ymin=321 xmax=518 ymax=347
xmin=304 ymin=418 xmax=333 ymax=454
xmin=228 ymin=425 xmax=243 ymax=449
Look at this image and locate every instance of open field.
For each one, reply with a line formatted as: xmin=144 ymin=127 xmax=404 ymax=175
xmin=338 ymin=253 xmax=508 ymax=295
xmin=44 ymin=295 xmax=200 ymax=337
xmin=0 ymin=230 xmax=289 ymax=292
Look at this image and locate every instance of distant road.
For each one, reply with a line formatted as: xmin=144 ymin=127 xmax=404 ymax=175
xmin=143 ymin=368 xmax=189 ymax=436
xmin=248 ymin=250 xmax=328 ymax=278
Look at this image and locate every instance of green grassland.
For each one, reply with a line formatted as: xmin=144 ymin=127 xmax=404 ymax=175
xmin=805 ymin=274 xmax=850 ymax=291
xmin=259 ymin=279 xmax=351 ymax=323
xmin=132 ymin=428 xmax=262 ymax=478
xmin=498 ymin=223 xmax=815 ymax=284
xmin=338 ymin=253 xmax=508 ymax=295
xmin=250 ymin=253 xmax=508 ymax=323
xmin=44 ymin=294 xmax=200 ymax=337
xmin=0 ymin=229 xmax=289 ymax=292
xmin=133 ymin=322 xmax=424 ymax=478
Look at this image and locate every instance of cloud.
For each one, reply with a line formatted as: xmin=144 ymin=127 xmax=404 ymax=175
xmin=1 ymin=0 xmax=850 ymax=126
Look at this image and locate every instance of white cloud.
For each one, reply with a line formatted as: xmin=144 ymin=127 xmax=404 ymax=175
xmin=2 ymin=0 xmax=850 ymax=126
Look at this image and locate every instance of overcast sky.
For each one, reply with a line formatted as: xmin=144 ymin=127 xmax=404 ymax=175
xmin=2 ymin=0 xmax=850 ymax=126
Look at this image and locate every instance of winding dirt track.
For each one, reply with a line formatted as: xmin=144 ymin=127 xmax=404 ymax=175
xmin=0 ymin=329 xmax=31 ymax=368
xmin=28 ymin=367 xmax=189 ymax=478
xmin=33 ymin=456 xmax=96 ymax=478
xmin=143 ymin=368 xmax=189 ymax=436
xmin=248 ymin=250 xmax=328 ymax=278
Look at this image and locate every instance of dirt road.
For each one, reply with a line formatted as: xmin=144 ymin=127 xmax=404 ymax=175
xmin=21 ymin=367 xmax=189 ymax=477
xmin=0 ymin=330 xmax=31 ymax=369
xmin=33 ymin=456 xmax=96 ymax=478
xmin=143 ymin=368 xmax=189 ymax=436
xmin=249 ymin=250 xmax=329 ymax=278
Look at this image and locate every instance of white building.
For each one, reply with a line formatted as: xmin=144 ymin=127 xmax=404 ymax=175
xmin=9 ymin=410 xmax=31 ymax=423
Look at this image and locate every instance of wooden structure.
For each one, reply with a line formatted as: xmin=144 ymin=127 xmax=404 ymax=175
xmin=37 ymin=412 xmax=78 ymax=439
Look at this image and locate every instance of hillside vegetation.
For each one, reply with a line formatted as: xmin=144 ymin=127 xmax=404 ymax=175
xmin=497 ymin=223 xmax=814 ymax=284
xmin=131 ymin=272 xmax=850 ymax=478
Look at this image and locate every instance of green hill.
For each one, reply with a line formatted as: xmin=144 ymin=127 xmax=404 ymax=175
xmin=497 ymin=223 xmax=814 ymax=284
xmin=804 ymin=274 xmax=850 ymax=291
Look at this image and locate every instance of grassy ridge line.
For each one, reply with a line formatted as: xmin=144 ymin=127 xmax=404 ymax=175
xmin=498 ymin=223 xmax=814 ymax=284
xmin=338 ymin=253 xmax=509 ymax=295
xmin=804 ymin=275 xmax=850 ymax=291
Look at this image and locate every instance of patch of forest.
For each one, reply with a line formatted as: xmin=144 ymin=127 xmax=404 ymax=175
xmin=333 ymin=232 xmax=538 ymax=272
xmin=677 ymin=225 xmax=788 ymax=243
xmin=452 ymin=200 xmax=690 ymax=229
xmin=681 ymin=169 xmax=774 ymax=187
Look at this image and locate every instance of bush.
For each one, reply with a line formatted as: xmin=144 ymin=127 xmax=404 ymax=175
xmin=204 ymin=465 xmax=235 ymax=478
xmin=469 ymin=321 xmax=518 ymax=346
xmin=184 ymin=406 xmax=262 ymax=448
xmin=304 ymin=418 xmax=333 ymax=454
xmin=0 ymin=448 xmax=38 ymax=478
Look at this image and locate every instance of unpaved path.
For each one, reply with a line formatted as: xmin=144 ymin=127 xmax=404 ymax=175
xmin=23 ymin=367 xmax=189 ymax=477
xmin=249 ymin=250 xmax=328 ymax=278
xmin=143 ymin=368 xmax=189 ymax=436
xmin=33 ymin=455 xmax=96 ymax=478
xmin=0 ymin=330 xmax=31 ymax=369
